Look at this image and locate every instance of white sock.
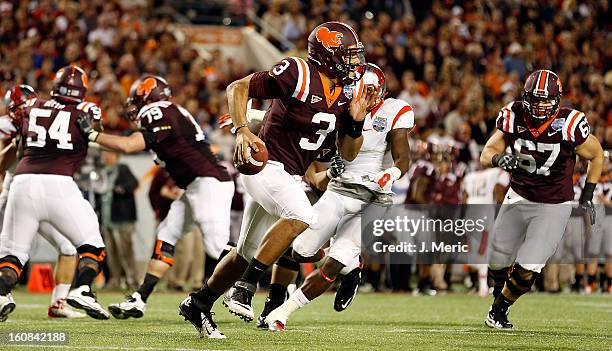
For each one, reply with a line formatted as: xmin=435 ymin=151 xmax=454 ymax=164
xmin=275 ymin=288 xmax=310 ymax=319
xmin=51 ymin=284 xmax=71 ymax=304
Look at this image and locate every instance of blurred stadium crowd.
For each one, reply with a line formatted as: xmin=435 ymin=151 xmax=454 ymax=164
xmin=0 ymin=0 xmax=610 ymax=293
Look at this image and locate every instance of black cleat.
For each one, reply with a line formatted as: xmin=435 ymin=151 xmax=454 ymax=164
xmin=257 ymin=296 xmax=285 ymax=328
xmin=485 ymin=305 xmax=513 ymax=329
xmin=224 ymin=281 xmax=255 ymax=322
xmin=334 ymin=268 xmax=361 ymax=312
xmin=179 ymin=294 xmax=226 ymax=339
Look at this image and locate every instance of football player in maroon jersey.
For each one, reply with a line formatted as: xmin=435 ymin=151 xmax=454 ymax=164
xmin=0 ymin=66 xmax=110 ymax=321
xmin=480 ymin=69 xmax=604 ymax=329
xmin=0 ymin=85 xmax=85 ymax=319
xmin=180 ymin=21 xmax=376 ymax=337
xmin=79 ymin=76 xmax=233 ymax=336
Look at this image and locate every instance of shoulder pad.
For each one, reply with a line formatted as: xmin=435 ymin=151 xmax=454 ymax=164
xmin=77 ymin=102 xmax=102 ymax=120
xmin=137 ymin=101 xmax=173 ymax=120
xmin=496 ymin=101 xmax=519 ymax=134
xmin=378 ymin=98 xmax=415 ymax=130
xmin=270 ymin=57 xmax=311 ymax=102
xmin=561 ymin=108 xmax=588 ymax=144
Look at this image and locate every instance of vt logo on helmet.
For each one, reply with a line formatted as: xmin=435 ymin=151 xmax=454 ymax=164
xmin=126 ymin=75 xmax=172 ymax=120
xmin=307 ymin=21 xmax=365 ymax=85
xmin=315 ymin=27 xmax=343 ymax=52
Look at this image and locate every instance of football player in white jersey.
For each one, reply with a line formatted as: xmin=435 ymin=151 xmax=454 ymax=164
xmin=461 ymin=167 xmax=509 ymax=297
xmin=264 ymin=64 xmax=414 ymax=331
xmin=0 ymin=85 xmax=85 ymax=319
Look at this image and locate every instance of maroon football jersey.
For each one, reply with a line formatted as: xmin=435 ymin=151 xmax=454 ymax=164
xmin=404 ymin=159 xmax=436 ymax=204
xmin=432 ymin=172 xmax=462 ymax=205
xmin=15 ymin=99 xmax=100 ymax=176
xmin=137 ymin=101 xmax=230 ymax=188
xmin=496 ymin=101 xmax=590 ymax=203
xmin=249 ymin=57 xmax=355 ymax=176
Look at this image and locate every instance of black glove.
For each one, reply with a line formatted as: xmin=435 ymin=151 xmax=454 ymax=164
xmin=326 ymin=154 xmax=345 ymax=179
xmin=580 ymin=182 xmax=597 ymax=225
xmin=77 ymin=113 xmax=98 ymax=142
xmin=492 ymin=153 xmax=519 ymax=171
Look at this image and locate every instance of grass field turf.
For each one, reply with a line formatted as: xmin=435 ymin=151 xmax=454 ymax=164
xmin=0 ymin=291 xmax=610 ymax=350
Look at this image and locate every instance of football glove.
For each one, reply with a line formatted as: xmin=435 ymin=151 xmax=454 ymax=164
xmin=374 ymin=166 xmax=402 ymax=192
xmin=77 ymin=112 xmax=99 ymax=142
xmin=326 ymin=154 xmax=345 ymax=179
xmin=580 ymin=182 xmax=597 ymax=225
xmin=492 ymin=153 xmax=519 ymax=171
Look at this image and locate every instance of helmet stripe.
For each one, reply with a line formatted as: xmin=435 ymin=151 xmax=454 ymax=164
xmin=538 ymin=70 xmax=547 ymax=91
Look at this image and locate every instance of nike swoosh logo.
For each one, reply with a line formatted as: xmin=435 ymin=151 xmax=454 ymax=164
xmin=548 ymin=131 xmax=557 ymax=136
xmin=362 ymin=127 xmax=372 ymax=131
xmin=338 ymin=101 xmax=347 ymax=105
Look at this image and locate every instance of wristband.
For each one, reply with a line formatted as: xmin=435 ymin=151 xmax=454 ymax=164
xmin=88 ymin=131 xmax=99 ymax=142
xmin=581 ymin=182 xmax=596 ymax=203
xmin=346 ymin=119 xmax=365 ymax=139
xmin=231 ymin=123 xmax=249 ymax=135
xmin=491 ymin=154 xmax=503 ymax=167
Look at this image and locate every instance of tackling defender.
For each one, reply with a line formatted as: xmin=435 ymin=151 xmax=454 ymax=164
xmin=0 ymin=66 xmax=110 ymax=321
xmin=78 ymin=76 xmax=234 ymax=323
xmin=179 ymin=21 xmax=376 ymax=338
xmin=481 ymin=69 xmax=603 ymax=329
xmin=265 ymin=63 xmax=413 ymax=330
xmin=0 ymin=85 xmax=84 ymax=318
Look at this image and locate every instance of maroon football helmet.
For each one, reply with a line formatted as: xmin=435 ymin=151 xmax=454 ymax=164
xmin=307 ymin=21 xmax=365 ymax=84
xmin=4 ymin=84 xmax=36 ymax=122
xmin=522 ymin=69 xmax=562 ymax=124
xmin=51 ymin=65 xmax=89 ymax=103
xmin=125 ymin=75 xmax=172 ymax=120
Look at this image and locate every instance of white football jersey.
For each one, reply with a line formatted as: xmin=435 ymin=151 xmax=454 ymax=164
xmin=462 ymin=168 xmax=510 ymax=204
xmin=336 ymin=98 xmax=414 ymax=193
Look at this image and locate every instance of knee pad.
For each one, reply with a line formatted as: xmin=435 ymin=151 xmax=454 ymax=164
xmin=77 ymin=245 xmax=106 ymax=265
xmin=0 ymin=255 xmax=23 ymax=278
xmin=151 ymin=240 xmax=175 ymax=266
xmin=277 ymin=255 xmax=300 ymax=272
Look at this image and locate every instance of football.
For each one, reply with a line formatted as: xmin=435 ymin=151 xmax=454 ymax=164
xmin=235 ymin=142 xmax=268 ymax=175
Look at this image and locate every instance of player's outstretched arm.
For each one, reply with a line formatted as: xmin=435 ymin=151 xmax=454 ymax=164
xmin=94 ymin=132 xmax=147 ymax=154
xmin=78 ymin=111 xmax=146 ymax=153
xmin=480 ymin=130 xmax=508 ymax=168
xmin=0 ymin=138 xmax=17 ymax=173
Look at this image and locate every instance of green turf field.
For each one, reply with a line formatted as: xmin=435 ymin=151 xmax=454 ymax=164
xmin=0 ymin=291 xmax=610 ymax=350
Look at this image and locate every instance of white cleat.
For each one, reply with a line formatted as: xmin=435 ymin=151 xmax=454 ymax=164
xmin=66 ymin=285 xmax=110 ymax=320
xmin=48 ymin=299 xmax=86 ymax=318
xmin=108 ymin=292 xmax=146 ymax=319
xmin=0 ymin=293 xmax=16 ymax=322
xmin=264 ymin=309 xmax=287 ymax=332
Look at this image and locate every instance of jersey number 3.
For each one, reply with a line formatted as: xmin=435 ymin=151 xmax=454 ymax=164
xmin=299 ymin=112 xmax=336 ymax=151
xmin=27 ymin=108 xmax=73 ymax=150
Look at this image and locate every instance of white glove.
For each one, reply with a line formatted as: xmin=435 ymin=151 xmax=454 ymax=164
xmin=374 ymin=166 xmax=401 ymax=192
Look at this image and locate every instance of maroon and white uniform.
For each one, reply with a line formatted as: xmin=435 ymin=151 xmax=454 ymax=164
xmin=138 ymin=101 xmax=234 ymax=259
xmin=0 ymin=114 xmax=76 ymax=257
xmin=497 ymin=102 xmax=589 ymax=203
xmin=237 ymin=56 xmax=356 ymax=261
xmin=0 ymin=99 xmax=103 ymax=266
xmin=490 ymin=101 xmax=590 ymax=272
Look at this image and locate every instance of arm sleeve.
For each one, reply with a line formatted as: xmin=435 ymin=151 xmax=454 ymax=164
xmin=562 ymin=110 xmax=589 ymax=146
xmin=248 ymin=57 xmax=303 ymax=100
xmin=248 ymin=71 xmax=284 ymax=99
xmin=139 ymin=104 xmax=173 ymax=146
xmin=495 ymin=102 xmax=516 ymax=134
xmin=390 ymin=102 xmax=415 ymax=130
